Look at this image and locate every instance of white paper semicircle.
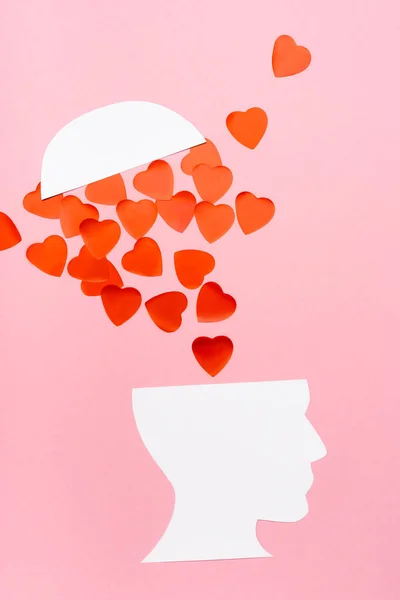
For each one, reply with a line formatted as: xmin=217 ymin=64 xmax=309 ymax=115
xmin=41 ymin=101 xmax=206 ymax=199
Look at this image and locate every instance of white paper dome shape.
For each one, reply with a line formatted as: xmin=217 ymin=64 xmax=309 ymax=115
xmin=40 ymin=101 xmax=206 ymax=199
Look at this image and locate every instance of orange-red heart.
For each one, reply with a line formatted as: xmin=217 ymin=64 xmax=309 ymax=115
xmin=116 ymin=199 xmax=157 ymax=239
xmin=60 ymin=195 xmax=99 ymax=238
xmin=194 ymin=202 xmax=234 ymax=243
xmin=26 ymin=235 xmax=67 ymax=277
xmin=192 ymin=336 xmax=234 ymax=377
xmin=174 ymin=249 xmax=215 ymax=289
xmin=121 ymin=237 xmax=162 ymax=277
xmin=23 ymin=183 xmax=63 ymax=219
xmin=133 ymin=160 xmax=173 ymax=200
xmin=81 ymin=261 xmax=123 ymax=296
xmin=272 ymin=35 xmax=311 ymax=78
xmin=181 ymin=139 xmax=222 ymax=175
xmin=235 ymin=192 xmax=275 ymax=234
xmin=0 ymin=212 xmax=21 ymax=251
xmin=156 ymin=191 xmax=196 ymax=233
xmin=101 ymin=285 xmax=142 ymax=326
xmin=196 ymin=282 xmax=237 ymax=322
xmin=226 ymin=107 xmax=268 ymax=149
xmin=80 ymin=219 xmax=121 ymax=259
xmin=145 ymin=291 xmax=188 ymax=332
xmin=192 ymin=164 xmax=233 ymax=204
xmin=68 ymin=246 xmax=109 ymax=282
xmin=85 ymin=173 xmax=127 ymax=205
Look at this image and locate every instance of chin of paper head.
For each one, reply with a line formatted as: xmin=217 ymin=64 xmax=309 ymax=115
xmin=40 ymin=101 xmax=206 ymax=199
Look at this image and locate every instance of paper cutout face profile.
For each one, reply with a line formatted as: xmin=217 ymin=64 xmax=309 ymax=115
xmin=41 ymin=101 xmax=205 ymax=198
xmin=132 ymin=379 xmax=327 ymax=563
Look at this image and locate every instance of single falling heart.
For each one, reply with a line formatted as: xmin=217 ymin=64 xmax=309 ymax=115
xmin=26 ymin=235 xmax=67 ymax=277
xmin=0 ymin=212 xmax=22 ymax=251
xmin=101 ymin=285 xmax=142 ymax=326
xmin=226 ymin=107 xmax=268 ymax=149
xmin=272 ymin=35 xmax=311 ymax=77
xmin=196 ymin=282 xmax=237 ymax=322
xmin=85 ymin=173 xmax=127 ymax=205
xmin=192 ymin=336 xmax=234 ymax=376
xmin=133 ymin=160 xmax=174 ymax=200
xmin=116 ymin=199 xmax=158 ymax=239
xmin=145 ymin=291 xmax=188 ymax=332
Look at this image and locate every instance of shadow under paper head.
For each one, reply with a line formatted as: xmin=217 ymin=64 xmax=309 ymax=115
xmin=40 ymin=101 xmax=206 ymax=199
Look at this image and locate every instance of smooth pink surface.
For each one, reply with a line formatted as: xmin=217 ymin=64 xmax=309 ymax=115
xmin=1 ymin=0 xmax=400 ymax=598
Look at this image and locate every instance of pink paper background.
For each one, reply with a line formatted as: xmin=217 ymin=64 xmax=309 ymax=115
xmin=1 ymin=0 xmax=400 ymax=598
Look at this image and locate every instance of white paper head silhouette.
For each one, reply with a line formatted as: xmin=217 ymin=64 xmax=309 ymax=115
xmin=132 ymin=379 xmax=327 ymax=563
xmin=41 ymin=101 xmax=205 ymax=198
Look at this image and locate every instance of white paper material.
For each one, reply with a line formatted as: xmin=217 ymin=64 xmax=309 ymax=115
xmin=132 ymin=379 xmax=327 ymax=563
xmin=41 ymin=101 xmax=206 ymax=199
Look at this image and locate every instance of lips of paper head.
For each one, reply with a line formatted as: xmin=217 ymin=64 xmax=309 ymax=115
xmin=40 ymin=101 xmax=206 ymax=199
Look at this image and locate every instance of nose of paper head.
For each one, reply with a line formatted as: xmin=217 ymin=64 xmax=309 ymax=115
xmin=40 ymin=101 xmax=206 ymax=199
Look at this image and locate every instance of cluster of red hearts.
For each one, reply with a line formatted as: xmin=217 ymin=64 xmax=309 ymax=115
xmin=0 ymin=35 xmax=311 ymax=376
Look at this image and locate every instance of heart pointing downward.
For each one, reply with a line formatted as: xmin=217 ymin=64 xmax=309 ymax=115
xmin=192 ymin=336 xmax=234 ymax=377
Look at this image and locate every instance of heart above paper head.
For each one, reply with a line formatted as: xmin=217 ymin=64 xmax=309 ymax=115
xmin=196 ymin=282 xmax=237 ymax=322
xmin=192 ymin=336 xmax=234 ymax=376
xmin=272 ymin=35 xmax=311 ymax=77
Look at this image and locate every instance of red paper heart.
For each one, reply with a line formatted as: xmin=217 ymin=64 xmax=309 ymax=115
xmin=181 ymin=139 xmax=222 ymax=175
xmin=85 ymin=174 xmax=127 ymax=205
xmin=68 ymin=246 xmax=109 ymax=282
xmin=101 ymin=285 xmax=142 ymax=326
xmin=23 ymin=183 xmax=63 ymax=219
xmin=196 ymin=282 xmax=237 ymax=322
xmin=60 ymin=195 xmax=99 ymax=238
xmin=272 ymin=35 xmax=311 ymax=78
xmin=145 ymin=291 xmax=188 ymax=332
xmin=235 ymin=192 xmax=275 ymax=234
xmin=156 ymin=191 xmax=196 ymax=233
xmin=192 ymin=336 xmax=234 ymax=376
xmin=80 ymin=219 xmax=121 ymax=259
xmin=0 ymin=212 xmax=22 ymax=251
xmin=192 ymin=165 xmax=233 ymax=204
xmin=226 ymin=107 xmax=268 ymax=149
xmin=26 ymin=235 xmax=67 ymax=277
xmin=174 ymin=249 xmax=215 ymax=289
xmin=121 ymin=237 xmax=162 ymax=277
xmin=194 ymin=202 xmax=234 ymax=243
xmin=133 ymin=160 xmax=173 ymax=200
xmin=116 ymin=199 xmax=158 ymax=239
